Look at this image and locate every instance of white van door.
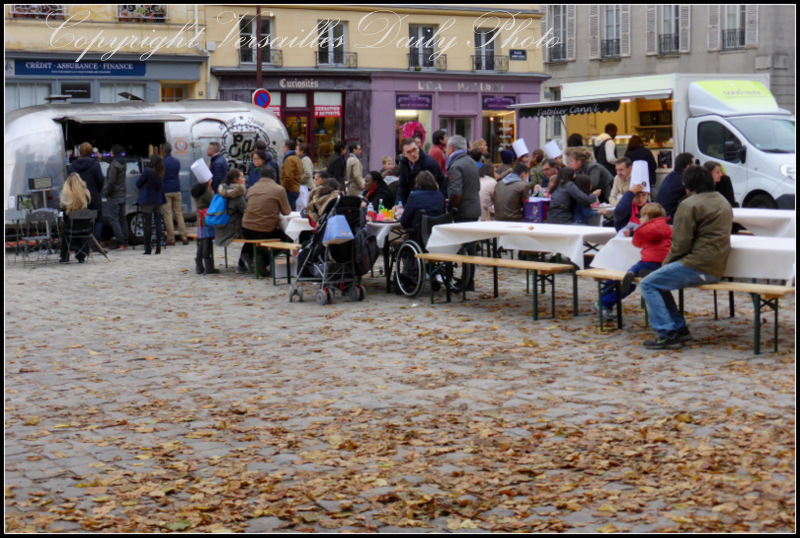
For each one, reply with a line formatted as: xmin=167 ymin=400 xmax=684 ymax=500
xmin=686 ymin=117 xmax=747 ymax=203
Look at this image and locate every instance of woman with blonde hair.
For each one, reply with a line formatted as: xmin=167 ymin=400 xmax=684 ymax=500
xmin=59 ymin=173 xmax=92 ymax=263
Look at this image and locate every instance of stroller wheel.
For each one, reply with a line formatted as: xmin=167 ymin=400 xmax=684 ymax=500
xmin=315 ymin=289 xmax=327 ymax=306
xmin=348 ymin=285 xmax=360 ymax=302
xmin=357 ymin=284 xmax=367 ymax=301
xmin=289 ymin=286 xmax=304 ymax=303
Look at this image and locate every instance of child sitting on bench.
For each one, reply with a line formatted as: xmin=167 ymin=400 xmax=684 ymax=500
xmin=595 ymin=202 xmax=672 ymax=316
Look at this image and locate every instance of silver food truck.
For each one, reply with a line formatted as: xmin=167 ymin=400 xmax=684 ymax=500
xmin=5 ymin=100 xmax=288 ymax=241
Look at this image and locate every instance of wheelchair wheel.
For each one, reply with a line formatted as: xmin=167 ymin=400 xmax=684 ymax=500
xmin=448 ymin=245 xmax=475 ymax=293
xmin=393 ymin=240 xmax=425 ymax=298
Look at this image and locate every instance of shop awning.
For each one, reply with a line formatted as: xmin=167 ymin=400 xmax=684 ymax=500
xmin=510 ymin=89 xmax=673 ymax=118
xmin=54 ymin=114 xmax=186 ymax=123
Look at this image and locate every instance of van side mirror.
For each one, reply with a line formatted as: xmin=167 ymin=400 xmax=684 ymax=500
xmin=724 ymin=141 xmax=746 ymax=164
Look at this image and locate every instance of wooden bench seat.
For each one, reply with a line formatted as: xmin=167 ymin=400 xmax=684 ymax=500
xmin=576 ymin=268 xmax=645 ymax=331
xmin=415 ymin=252 xmax=577 ymax=320
xmin=260 ymin=241 xmax=302 ymax=285
xmin=697 ymin=281 xmax=795 ymax=355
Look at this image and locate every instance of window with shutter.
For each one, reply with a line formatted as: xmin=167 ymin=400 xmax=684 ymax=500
xmin=541 ymin=5 xmax=549 ymax=63
xmin=566 ymin=5 xmax=576 ymax=61
xmin=679 ymin=5 xmax=691 ymax=53
xmin=745 ymin=5 xmax=759 ymax=48
xmin=589 ymin=5 xmax=600 ymax=59
xmin=645 ymin=5 xmax=657 ymax=56
xmin=722 ymin=5 xmax=746 ymax=50
xmin=620 ymin=5 xmax=631 ymax=57
xmin=707 ymin=5 xmax=721 ymax=51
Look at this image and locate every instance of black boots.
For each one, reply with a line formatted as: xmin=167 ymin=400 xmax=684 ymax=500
xmin=202 ymin=238 xmax=219 ymax=274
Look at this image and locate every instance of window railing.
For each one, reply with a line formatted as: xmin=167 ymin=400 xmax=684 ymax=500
xmin=722 ymin=28 xmax=745 ymax=49
xmin=548 ymin=43 xmax=567 ymax=62
xmin=407 ymin=53 xmax=447 ymax=71
xmin=601 ymin=39 xmax=620 ymax=58
xmin=12 ymin=5 xmax=66 ymax=19
xmin=658 ymin=33 xmax=680 ymax=55
xmin=118 ymin=5 xmax=167 ymax=23
xmin=471 ymin=54 xmax=509 ymax=72
xmin=315 ymin=51 xmax=358 ymax=68
xmin=240 ymin=49 xmax=283 ymax=67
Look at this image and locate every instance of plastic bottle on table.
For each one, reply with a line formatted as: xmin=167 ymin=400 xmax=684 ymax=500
xmin=395 ymin=200 xmax=404 ymax=220
xmin=367 ymin=202 xmax=376 ymax=222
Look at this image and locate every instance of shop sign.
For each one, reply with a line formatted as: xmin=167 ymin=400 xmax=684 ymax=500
xmin=396 ymin=94 xmax=432 ymax=110
xmin=267 ymin=105 xmax=281 ymax=117
xmin=279 ymin=78 xmax=320 ymax=89
xmin=14 ymin=60 xmax=145 ymax=77
xmin=520 ymin=100 xmax=621 ymax=118
xmin=61 ymin=82 xmax=92 ymax=99
xmin=482 ymin=95 xmax=516 ymax=110
xmin=509 ymin=50 xmax=527 ymax=61
xmin=314 ymin=105 xmax=341 ymax=118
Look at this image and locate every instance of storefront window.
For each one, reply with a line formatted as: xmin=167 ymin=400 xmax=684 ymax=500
xmin=313 ymin=92 xmax=343 ymax=168
xmin=99 ymin=82 xmax=146 ymax=103
xmin=481 ymin=111 xmax=516 ymax=163
xmin=439 ymin=117 xmax=472 ymax=142
xmin=396 ymin=110 xmax=432 ymax=153
xmin=5 ymin=82 xmax=51 ymax=113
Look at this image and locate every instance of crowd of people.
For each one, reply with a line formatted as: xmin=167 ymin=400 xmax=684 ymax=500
xmin=59 ymin=130 xmax=741 ymax=349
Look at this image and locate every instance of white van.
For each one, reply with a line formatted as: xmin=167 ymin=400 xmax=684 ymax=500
xmin=516 ymin=74 xmax=795 ymax=208
xmin=5 ymin=100 xmax=288 ymax=240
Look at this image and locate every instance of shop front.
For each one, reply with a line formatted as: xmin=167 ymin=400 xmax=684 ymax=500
xmin=4 ymin=52 xmax=203 ymax=113
xmin=215 ymin=71 xmax=371 ymax=170
xmin=371 ymin=72 xmax=547 ymax=170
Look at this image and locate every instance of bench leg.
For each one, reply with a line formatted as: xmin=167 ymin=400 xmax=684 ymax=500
xmin=532 ymin=270 xmax=539 ymax=321
xmin=270 ymin=249 xmax=277 ymax=286
xmin=753 ymin=293 xmax=761 ymax=355
xmin=572 ymin=270 xmax=578 ymax=317
xmin=384 ymin=242 xmax=392 ymax=293
xmin=729 ymin=291 xmax=734 ymax=318
xmin=428 ymin=260 xmax=435 ymax=304
xmin=253 ymin=244 xmax=259 ymax=280
xmin=713 ymin=290 xmax=719 ymax=320
xmin=445 ymin=262 xmax=452 ymax=303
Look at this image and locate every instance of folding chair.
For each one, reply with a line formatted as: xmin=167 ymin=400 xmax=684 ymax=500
xmin=22 ymin=210 xmax=58 ymax=266
xmin=62 ymin=209 xmax=97 ymax=264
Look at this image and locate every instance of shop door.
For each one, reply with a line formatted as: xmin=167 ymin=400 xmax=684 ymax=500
xmin=439 ymin=117 xmax=473 ymax=141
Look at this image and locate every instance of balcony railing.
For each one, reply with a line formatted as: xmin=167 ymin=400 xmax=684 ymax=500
xmin=658 ymin=33 xmax=680 ymax=55
xmin=315 ymin=51 xmax=358 ymax=68
xmin=548 ymin=43 xmax=567 ymax=62
xmin=722 ymin=28 xmax=745 ymax=50
xmin=407 ymin=53 xmax=447 ymax=71
xmin=240 ymin=49 xmax=283 ymax=68
xmin=12 ymin=5 xmax=66 ymax=19
xmin=601 ymin=39 xmax=620 ymax=58
xmin=471 ymin=54 xmax=509 ymax=72
xmin=118 ymin=5 xmax=167 ymax=23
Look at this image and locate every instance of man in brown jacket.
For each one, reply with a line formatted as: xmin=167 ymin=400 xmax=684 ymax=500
xmin=241 ymin=166 xmax=292 ymax=274
xmin=640 ymin=165 xmax=733 ymax=350
xmin=281 ymin=139 xmax=303 ymax=210
xmin=494 ymin=162 xmax=537 ymax=221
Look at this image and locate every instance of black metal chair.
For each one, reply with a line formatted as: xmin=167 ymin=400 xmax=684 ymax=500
xmin=22 ymin=210 xmax=59 ymax=266
xmin=61 ymin=209 xmax=97 ymax=264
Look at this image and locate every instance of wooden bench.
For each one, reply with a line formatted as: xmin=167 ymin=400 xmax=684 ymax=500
xmin=696 ymin=281 xmax=795 ymax=355
xmin=415 ymin=252 xmax=576 ymax=320
xmin=259 ymin=241 xmax=301 ymax=285
xmin=576 ymin=268 xmax=644 ymax=331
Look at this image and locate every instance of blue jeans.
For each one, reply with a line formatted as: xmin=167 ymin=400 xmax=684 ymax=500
xmin=640 ymin=262 xmax=720 ymax=338
xmin=287 ymin=191 xmax=299 ymax=211
xmin=601 ymin=260 xmax=661 ymax=309
xmin=105 ymin=199 xmax=128 ymax=244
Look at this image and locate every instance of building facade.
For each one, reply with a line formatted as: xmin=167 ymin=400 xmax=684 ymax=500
xmin=4 ymin=5 xmax=209 ymax=112
xmin=206 ymin=5 xmax=550 ymax=171
xmin=538 ymin=4 xmax=795 ymax=144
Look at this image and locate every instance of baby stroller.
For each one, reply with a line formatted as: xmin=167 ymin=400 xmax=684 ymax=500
xmin=288 ymin=195 xmax=369 ymax=305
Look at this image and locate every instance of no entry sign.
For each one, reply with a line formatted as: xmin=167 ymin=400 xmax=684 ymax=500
xmin=252 ymin=89 xmax=271 ymax=109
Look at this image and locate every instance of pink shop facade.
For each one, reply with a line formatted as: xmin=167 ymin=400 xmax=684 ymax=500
xmin=368 ymin=71 xmax=548 ymax=171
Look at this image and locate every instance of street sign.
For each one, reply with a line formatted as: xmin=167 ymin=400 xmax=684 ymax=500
xmin=252 ymin=88 xmax=271 ymax=109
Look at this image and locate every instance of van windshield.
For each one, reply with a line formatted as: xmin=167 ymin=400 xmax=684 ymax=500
xmin=728 ymin=117 xmax=795 ymax=154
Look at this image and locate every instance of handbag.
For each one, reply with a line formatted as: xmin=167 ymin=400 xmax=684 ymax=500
xmin=322 ymin=214 xmax=354 ymax=246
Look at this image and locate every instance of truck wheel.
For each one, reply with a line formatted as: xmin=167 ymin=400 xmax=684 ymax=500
xmin=745 ymin=193 xmax=777 ymax=209
xmin=126 ymin=212 xmax=145 ymax=245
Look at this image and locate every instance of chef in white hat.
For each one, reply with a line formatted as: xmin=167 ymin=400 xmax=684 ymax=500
xmin=613 ymin=160 xmax=652 ymax=231
xmin=511 ymin=138 xmax=531 ymax=166
xmin=543 ymin=139 xmax=564 ymax=167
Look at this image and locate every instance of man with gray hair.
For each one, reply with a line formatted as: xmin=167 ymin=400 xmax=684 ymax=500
xmin=446 ymin=135 xmax=482 ymax=290
xmin=446 ymin=135 xmax=481 ymax=222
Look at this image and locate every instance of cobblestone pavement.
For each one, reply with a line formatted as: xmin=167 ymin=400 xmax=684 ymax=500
xmin=4 ymin=244 xmax=795 ymax=532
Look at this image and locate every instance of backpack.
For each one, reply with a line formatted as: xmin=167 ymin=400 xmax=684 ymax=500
xmin=353 ymin=224 xmax=379 ymax=277
xmin=593 ymin=137 xmax=616 ymax=176
xmin=205 ymin=194 xmax=230 ymax=227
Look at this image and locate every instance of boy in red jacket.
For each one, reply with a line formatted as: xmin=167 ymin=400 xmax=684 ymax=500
xmin=596 ymin=203 xmax=672 ymax=314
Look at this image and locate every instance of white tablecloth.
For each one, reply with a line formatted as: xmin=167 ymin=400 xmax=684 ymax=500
xmin=425 ymin=221 xmax=617 ymax=269
xmin=732 ymin=208 xmax=795 ymax=238
xmin=591 ymin=235 xmax=796 ymax=281
xmin=279 ymin=214 xmax=400 ymax=249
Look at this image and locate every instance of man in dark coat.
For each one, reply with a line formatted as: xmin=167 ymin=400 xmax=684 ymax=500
xmin=68 ymin=141 xmax=105 ymax=240
xmin=395 ymin=138 xmax=447 ymax=206
xmin=207 ymin=141 xmax=228 ymax=193
xmin=327 ymin=140 xmax=347 ymax=185
xmin=655 ymin=152 xmax=695 ymax=223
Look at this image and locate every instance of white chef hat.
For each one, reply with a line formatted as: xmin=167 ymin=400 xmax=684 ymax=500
xmin=543 ymin=140 xmax=562 ymax=160
xmin=512 ymin=138 xmax=529 ymax=158
xmin=631 ymin=160 xmax=650 ymax=193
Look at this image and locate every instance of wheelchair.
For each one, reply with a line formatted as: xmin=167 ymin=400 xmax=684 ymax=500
xmin=392 ymin=212 xmax=474 ymax=298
